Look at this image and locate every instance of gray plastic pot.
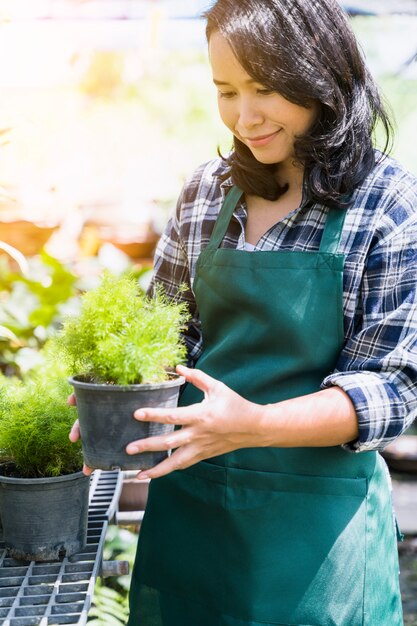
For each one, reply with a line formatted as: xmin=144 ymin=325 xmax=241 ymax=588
xmin=69 ymin=374 xmax=185 ymax=471
xmin=0 ymin=470 xmax=89 ymax=562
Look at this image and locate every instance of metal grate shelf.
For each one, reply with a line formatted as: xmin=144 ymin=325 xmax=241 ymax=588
xmin=0 ymin=470 xmax=123 ymax=626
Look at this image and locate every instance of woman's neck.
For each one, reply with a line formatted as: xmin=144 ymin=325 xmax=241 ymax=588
xmin=245 ymin=185 xmax=303 ymax=246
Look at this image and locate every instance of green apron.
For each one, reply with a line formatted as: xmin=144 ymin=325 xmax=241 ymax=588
xmin=128 ymin=187 xmax=403 ymax=626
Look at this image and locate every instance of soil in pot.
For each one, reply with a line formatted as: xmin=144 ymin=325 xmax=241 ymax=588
xmin=0 ymin=465 xmax=89 ymax=562
xmin=70 ymin=374 xmax=185 ymax=471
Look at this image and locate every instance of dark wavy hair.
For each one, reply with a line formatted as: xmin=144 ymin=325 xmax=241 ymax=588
xmin=205 ymin=0 xmax=393 ymax=205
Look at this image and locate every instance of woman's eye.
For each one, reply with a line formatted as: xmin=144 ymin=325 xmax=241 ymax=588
xmin=257 ymin=88 xmax=274 ymax=95
xmin=218 ymin=91 xmax=236 ymax=99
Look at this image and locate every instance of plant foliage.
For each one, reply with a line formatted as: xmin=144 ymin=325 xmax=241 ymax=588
xmin=0 ymin=368 xmax=83 ymax=478
xmin=88 ymin=579 xmax=129 ymax=626
xmin=0 ymin=250 xmax=78 ymax=376
xmin=88 ymin=526 xmax=138 ymax=625
xmin=55 ymin=272 xmax=190 ymax=385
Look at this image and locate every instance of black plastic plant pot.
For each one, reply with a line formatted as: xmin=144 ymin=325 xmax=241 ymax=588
xmin=0 ymin=471 xmax=89 ymax=562
xmin=69 ymin=374 xmax=185 ymax=471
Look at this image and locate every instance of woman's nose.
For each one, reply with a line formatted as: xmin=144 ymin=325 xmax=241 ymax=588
xmin=237 ymin=98 xmax=263 ymax=130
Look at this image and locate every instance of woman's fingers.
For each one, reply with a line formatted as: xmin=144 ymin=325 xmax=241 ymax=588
xmin=176 ymin=364 xmax=217 ymax=395
xmin=68 ymin=419 xmax=94 ymax=475
xmin=67 ymin=393 xmax=77 ymax=406
xmin=126 ymin=370 xmax=262 ymax=479
xmin=126 ymin=427 xmax=192 ymax=456
xmin=136 ymin=447 xmax=201 ymax=480
xmin=133 ymin=367 xmax=219 ymax=424
xmin=82 ymin=463 xmax=94 ymax=476
xmin=133 ymin=402 xmax=202 ymax=425
xmin=69 ymin=419 xmax=81 ymax=442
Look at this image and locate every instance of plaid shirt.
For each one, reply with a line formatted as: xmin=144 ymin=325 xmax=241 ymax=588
xmin=149 ymin=152 xmax=417 ymax=453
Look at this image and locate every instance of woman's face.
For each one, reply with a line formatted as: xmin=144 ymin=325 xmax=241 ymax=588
xmin=208 ymin=31 xmax=318 ymax=169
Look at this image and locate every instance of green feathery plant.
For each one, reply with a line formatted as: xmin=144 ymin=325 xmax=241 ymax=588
xmin=0 ymin=368 xmax=83 ymax=478
xmin=55 ymin=272 xmax=190 ymax=385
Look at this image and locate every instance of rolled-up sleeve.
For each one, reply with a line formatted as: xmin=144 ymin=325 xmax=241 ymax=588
xmin=322 ymin=210 xmax=417 ymax=452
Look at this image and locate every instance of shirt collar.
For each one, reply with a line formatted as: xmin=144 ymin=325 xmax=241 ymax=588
xmin=212 ymin=162 xmax=234 ymax=190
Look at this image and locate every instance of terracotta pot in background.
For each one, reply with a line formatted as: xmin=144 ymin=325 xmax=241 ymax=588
xmin=103 ymin=237 xmax=158 ymax=259
xmin=79 ymin=221 xmax=159 ymax=260
xmin=0 ymin=220 xmax=59 ymax=256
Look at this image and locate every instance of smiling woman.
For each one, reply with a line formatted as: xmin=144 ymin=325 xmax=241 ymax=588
xmin=210 ymin=32 xmax=318 ymax=172
xmin=205 ymin=0 xmax=392 ymax=206
xmin=208 ymin=30 xmax=321 ymax=236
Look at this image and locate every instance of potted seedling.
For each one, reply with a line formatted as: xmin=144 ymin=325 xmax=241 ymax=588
xmin=55 ymin=272 xmax=189 ymax=471
xmin=0 ymin=370 xmax=89 ymax=562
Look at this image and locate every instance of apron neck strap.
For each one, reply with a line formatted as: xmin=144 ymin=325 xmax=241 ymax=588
xmin=319 ymin=206 xmax=348 ymax=254
xmin=207 ymin=186 xmax=243 ymax=250
xmin=207 ymin=186 xmax=347 ymax=254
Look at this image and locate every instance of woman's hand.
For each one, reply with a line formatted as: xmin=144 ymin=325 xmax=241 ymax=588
xmin=67 ymin=393 xmax=94 ymax=476
xmin=126 ymin=364 xmax=264 ymax=480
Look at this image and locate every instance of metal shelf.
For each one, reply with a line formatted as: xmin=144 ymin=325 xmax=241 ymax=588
xmin=0 ymin=470 xmax=123 ymax=626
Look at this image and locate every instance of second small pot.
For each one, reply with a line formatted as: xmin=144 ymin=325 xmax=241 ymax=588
xmin=70 ymin=375 xmax=185 ymax=471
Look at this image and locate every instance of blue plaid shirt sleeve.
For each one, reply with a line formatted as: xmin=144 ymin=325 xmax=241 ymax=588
xmin=322 ymin=191 xmax=417 ymax=452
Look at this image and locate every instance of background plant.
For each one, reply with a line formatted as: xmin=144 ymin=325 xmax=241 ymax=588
xmin=0 ymin=250 xmax=79 ymax=376
xmin=88 ymin=525 xmax=138 ymax=625
xmin=56 ymin=272 xmax=190 ymax=385
xmin=0 ymin=365 xmax=83 ymax=478
xmin=88 ymin=579 xmax=129 ymax=626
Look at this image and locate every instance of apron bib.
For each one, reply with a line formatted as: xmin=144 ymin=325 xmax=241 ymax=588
xmin=128 ymin=187 xmax=403 ymax=626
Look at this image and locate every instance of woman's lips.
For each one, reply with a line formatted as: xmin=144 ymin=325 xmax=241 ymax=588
xmin=244 ymin=129 xmax=282 ymax=148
